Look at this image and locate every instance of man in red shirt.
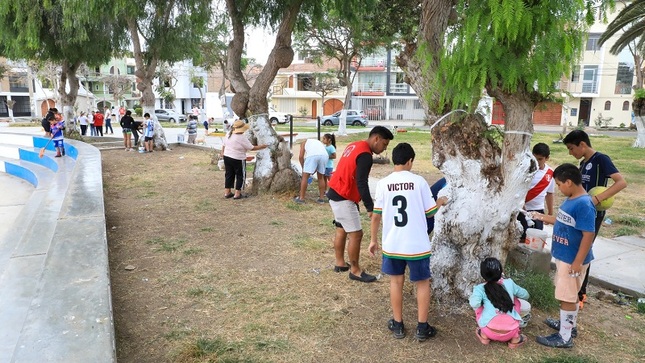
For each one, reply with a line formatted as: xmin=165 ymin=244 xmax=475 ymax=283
xmin=327 ymin=126 xmax=394 ymax=282
xmin=93 ymin=110 xmax=104 ymax=136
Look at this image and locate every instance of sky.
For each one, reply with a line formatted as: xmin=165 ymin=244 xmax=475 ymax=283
xmin=245 ymin=27 xmax=275 ymax=65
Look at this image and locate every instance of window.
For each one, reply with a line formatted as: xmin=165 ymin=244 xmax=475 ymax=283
xmin=9 ymin=73 xmax=28 ymax=92
xmin=586 ymin=33 xmax=601 ymax=51
xmin=582 ymin=65 xmax=598 ymax=93
xmin=94 ymin=67 xmax=100 ymax=73
xmin=571 ymin=65 xmax=580 ymax=82
xmin=127 ymin=65 xmax=135 ymax=75
xmin=571 ymin=108 xmax=578 ymax=117
xmin=604 ymin=101 xmax=611 ymax=110
xmin=623 ymin=101 xmax=630 ymax=111
xmin=297 ymin=74 xmax=314 ymax=91
xmin=614 ymin=48 xmax=634 ymax=94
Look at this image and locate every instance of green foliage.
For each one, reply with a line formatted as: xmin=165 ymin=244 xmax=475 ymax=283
xmin=536 ymin=356 xmax=599 ymax=363
xmin=437 ymin=0 xmax=590 ymax=109
xmin=298 ymin=106 xmax=308 ymax=116
xmin=505 ymin=265 xmax=559 ymax=312
xmin=612 ymin=216 xmax=645 ymax=227
xmin=134 ymin=107 xmax=143 ymax=116
xmin=0 ymin=0 xmax=127 ymax=65
xmin=635 ymin=88 xmax=645 ymax=100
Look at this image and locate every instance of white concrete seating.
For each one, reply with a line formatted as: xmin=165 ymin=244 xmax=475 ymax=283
xmin=0 ymin=133 xmax=115 ymax=362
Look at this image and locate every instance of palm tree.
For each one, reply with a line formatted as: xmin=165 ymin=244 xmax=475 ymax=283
xmin=599 ymin=0 xmax=645 ymax=54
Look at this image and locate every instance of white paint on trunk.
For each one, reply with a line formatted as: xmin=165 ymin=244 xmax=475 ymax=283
xmin=337 ymin=109 xmax=347 ymax=135
xmin=144 ymin=106 xmax=169 ymax=150
xmin=252 ymin=115 xmax=280 ymax=178
xmin=634 ymin=116 xmax=645 ymax=148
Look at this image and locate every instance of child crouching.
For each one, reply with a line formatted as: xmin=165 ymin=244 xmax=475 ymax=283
xmin=470 ymin=257 xmax=530 ymax=348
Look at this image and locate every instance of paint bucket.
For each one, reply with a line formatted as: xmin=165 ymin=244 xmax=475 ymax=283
xmin=177 ymin=134 xmax=185 ymax=143
xmin=525 ymin=228 xmax=547 ymax=252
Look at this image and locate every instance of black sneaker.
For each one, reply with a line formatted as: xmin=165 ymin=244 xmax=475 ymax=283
xmin=544 ymin=317 xmax=577 ymax=338
xmin=414 ymin=323 xmax=437 ymax=342
xmin=536 ymin=332 xmax=573 ymax=348
xmin=388 ymin=319 xmax=405 ymax=339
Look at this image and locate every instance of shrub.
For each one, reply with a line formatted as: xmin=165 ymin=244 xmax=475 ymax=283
xmin=134 ymin=107 xmax=143 ymax=116
xmin=298 ymin=106 xmax=308 ymax=117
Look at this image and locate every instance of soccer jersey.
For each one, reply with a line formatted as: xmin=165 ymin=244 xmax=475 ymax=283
xmin=145 ymin=119 xmax=154 ymax=138
xmin=551 ymin=194 xmax=596 ymax=265
xmin=51 ymin=121 xmax=65 ymax=141
xmin=524 ymin=164 xmax=555 ymax=211
xmin=373 ymin=171 xmax=438 ymax=260
xmin=579 ymin=152 xmax=619 ymax=192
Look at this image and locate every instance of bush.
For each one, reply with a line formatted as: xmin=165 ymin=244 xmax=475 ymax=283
xmin=134 ymin=107 xmax=143 ymax=116
xmin=505 ymin=265 xmax=559 ymax=312
xmin=298 ymin=106 xmax=308 ymax=117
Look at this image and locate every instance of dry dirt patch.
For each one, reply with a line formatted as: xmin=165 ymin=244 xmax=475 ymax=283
xmin=103 ymin=146 xmax=644 ymax=363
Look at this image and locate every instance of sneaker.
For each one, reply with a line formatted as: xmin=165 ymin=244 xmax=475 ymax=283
xmin=293 ymin=197 xmax=305 ymax=204
xmin=316 ymin=198 xmax=326 ymax=204
xmin=536 ymin=332 xmax=573 ymax=348
xmin=388 ymin=319 xmax=405 ymax=339
xmin=519 ymin=312 xmax=531 ymax=328
xmin=544 ymin=317 xmax=577 ymax=338
xmin=579 ymin=293 xmax=587 ymax=310
xmin=415 ymin=323 xmax=437 ymax=341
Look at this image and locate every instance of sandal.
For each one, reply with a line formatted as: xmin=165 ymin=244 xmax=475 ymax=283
xmin=476 ymin=328 xmax=490 ymax=345
xmin=233 ymin=195 xmax=248 ymax=200
xmin=224 ymin=193 xmax=234 ymax=199
xmin=508 ymin=334 xmax=526 ymax=349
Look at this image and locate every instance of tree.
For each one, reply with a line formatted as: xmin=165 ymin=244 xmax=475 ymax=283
xmin=224 ymin=0 xmax=370 ymax=193
xmin=101 ymin=72 xmax=132 ymax=112
xmin=598 ymin=0 xmax=645 ymax=147
xmin=390 ymin=0 xmax=593 ymax=304
xmin=296 ymin=7 xmax=383 ymax=135
xmin=121 ymin=0 xmax=212 ymax=149
xmin=0 ymin=0 xmax=127 ymax=135
xmin=313 ymin=71 xmax=342 ymax=139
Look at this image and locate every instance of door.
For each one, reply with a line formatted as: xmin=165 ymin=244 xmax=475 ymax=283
xmin=311 ymin=100 xmax=317 ymax=118
xmin=323 ymin=99 xmax=343 ymax=115
xmin=579 ymin=98 xmax=592 ymax=126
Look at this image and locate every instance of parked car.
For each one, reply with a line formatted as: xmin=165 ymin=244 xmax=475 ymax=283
xmin=364 ymin=105 xmax=385 ymax=120
xmin=154 ymin=109 xmax=186 ymax=123
xmin=319 ymin=110 xmax=368 ymax=126
xmin=269 ymin=106 xmax=289 ymax=124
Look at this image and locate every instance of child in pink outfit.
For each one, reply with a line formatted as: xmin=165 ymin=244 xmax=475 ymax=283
xmin=469 ymin=257 xmax=530 ymax=348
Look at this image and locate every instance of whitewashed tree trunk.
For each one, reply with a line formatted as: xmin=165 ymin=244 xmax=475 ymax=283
xmin=337 ymin=109 xmax=347 ymax=135
xmin=431 ymin=99 xmax=535 ymax=304
xmin=143 ymin=105 xmax=168 ymax=151
xmin=249 ymin=114 xmax=299 ymax=193
xmin=633 ymin=116 xmax=645 ymax=148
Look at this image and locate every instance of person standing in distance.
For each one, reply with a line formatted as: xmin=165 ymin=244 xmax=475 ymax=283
xmin=327 ymin=125 xmax=394 ymax=283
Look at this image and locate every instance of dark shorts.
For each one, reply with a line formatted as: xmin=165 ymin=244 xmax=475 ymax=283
xmin=122 ymin=129 xmax=132 ymax=134
xmin=145 ymin=136 xmax=153 ymax=142
xmin=382 ymin=256 xmax=431 ymax=282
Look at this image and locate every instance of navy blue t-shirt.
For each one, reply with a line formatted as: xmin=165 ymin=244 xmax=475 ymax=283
xmin=579 ymin=152 xmax=619 ymax=192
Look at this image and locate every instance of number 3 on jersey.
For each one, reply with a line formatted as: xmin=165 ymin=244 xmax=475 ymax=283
xmin=392 ymin=195 xmax=408 ymax=227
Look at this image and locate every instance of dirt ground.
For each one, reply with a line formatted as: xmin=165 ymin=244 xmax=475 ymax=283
xmin=103 ymin=146 xmax=645 ymax=363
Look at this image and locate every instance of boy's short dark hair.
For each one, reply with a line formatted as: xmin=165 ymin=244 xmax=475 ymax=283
xmin=369 ymin=125 xmax=394 ymax=140
xmin=553 ymin=163 xmax=582 ymax=185
xmin=532 ymin=142 xmax=550 ymax=158
xmin=392 ymin=143 xmax=415 ymax=165
xmin=144 ymin=112 xmax=150 ymax=118
xmin=563 ymin=130 xmax=591 ymax=148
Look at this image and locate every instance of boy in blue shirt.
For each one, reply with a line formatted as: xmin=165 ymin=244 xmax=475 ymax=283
xmin=531 ymin=163 xmax=596 ymax=348
xmin=563 ymin=130 xmax=627 ymax=308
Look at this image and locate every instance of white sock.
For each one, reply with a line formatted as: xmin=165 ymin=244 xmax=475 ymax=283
xmin=559 ymin=309 xmax=576 ymax=341
xmin=572 ymin=304 xmax=579 ymax=328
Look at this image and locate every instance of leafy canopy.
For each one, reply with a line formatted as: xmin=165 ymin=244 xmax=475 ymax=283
xmin=437 ymin=0 xmax=591 ymax=109
xmin=0 ymin=0 xmax=127 ymax=66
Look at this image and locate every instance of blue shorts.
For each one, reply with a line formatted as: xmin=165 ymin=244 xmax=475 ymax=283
xmin=325 ymin=167 xmax=333 ymax=177
xmin=382 ymin=256 xmax=431 ymax=282
xmin=303 ymin=154 xmax=327 ymax=174
xmin=53 ymin=139 xmax=64 ymax=148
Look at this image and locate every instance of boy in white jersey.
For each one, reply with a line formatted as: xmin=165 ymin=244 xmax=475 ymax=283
xmin=369 ymin=143 xmax=440 ymax=342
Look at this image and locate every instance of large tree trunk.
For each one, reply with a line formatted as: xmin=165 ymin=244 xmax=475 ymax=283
xmin=632 ymin=98 xmax=645 ymax=148
xmin=396 ymin=0 xmax=454 ymax=126
xmin=430 ymin=91 xmax=535 ymax=305
xmin=226 ymin=0 xmax=302 ymax=194
xmin=128 ymin=17 xmax=168 ymax=150
xmin=59 ymin=60 xmax=81 ymax=137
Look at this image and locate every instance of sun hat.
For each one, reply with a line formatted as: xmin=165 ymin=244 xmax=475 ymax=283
xmin=232 ymin=119 xmax=250 ymax=134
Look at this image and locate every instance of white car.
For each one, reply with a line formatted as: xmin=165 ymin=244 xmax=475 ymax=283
xmin=269 ymin=107 xmax=289 ymax=124
xmin=154 ymin=109 xmax=186 ymax=123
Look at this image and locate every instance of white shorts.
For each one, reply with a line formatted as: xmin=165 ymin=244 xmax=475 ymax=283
xmin=329 ymin=199 xmax=362 ymax=233
xmin=303 ymin=154 xmax=328 ymax=175
xmin=554 ymin=259 xmax=589 ymax=303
